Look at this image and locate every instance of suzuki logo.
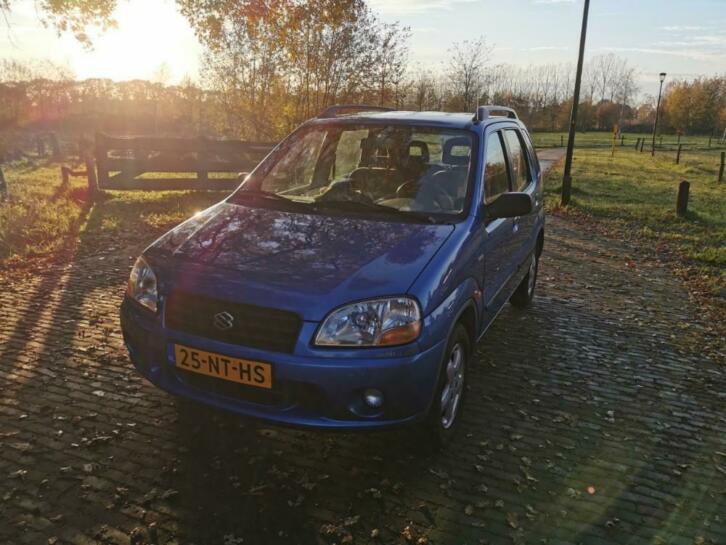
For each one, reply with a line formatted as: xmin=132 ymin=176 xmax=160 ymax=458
xmin=213 ymin=311 xmax=234 ymax=331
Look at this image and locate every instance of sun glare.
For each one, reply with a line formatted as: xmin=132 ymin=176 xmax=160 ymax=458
xmin=68 ymin=0 xmax=200 ymax=83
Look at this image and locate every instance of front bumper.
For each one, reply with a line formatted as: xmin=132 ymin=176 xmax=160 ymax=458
xmin=120 ymin=298 xmax=447 ymax=429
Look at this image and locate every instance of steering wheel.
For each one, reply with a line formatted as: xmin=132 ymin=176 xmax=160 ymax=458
xmin=396 ymin=176 xmax=454 ymax=211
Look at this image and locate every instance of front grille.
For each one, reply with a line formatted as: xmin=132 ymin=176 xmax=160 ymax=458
xmin=165 ymin=291 xmax=302 ymax=353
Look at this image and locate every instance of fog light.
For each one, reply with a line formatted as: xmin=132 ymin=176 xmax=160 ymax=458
xmin=363 ymin=389 xmax=384 ymax=409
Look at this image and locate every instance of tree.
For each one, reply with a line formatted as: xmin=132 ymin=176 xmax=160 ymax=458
xmin=1 ymin=0 xmax=118 ymax=46
xmin=446 ymin=36 xmax=491 ymax=112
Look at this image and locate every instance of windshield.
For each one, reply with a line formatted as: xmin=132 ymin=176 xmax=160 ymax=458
xmin=232 ymin=124 xmax=475 ymax=219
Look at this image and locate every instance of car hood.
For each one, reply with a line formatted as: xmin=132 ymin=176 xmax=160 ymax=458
xmin=147 ymin=202 xmax=454 ymax=321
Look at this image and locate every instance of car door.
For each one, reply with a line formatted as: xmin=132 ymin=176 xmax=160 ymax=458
xmin=481 ymin=128 xmax=518 ymax=315
xmin=502 ymin=128 xmax=538 ymax=267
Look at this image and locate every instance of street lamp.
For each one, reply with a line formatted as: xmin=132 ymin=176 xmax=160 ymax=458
xmin=651 ymin=72 xmax=667 ymax=156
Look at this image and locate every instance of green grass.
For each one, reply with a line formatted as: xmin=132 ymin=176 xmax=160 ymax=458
xmin=0 ymin=159 xmax=225 ymax=265
xmin=532 ymin=131 xmax=726 ymax=152
xmin=544 ymin=146 xmax=726 ymax=295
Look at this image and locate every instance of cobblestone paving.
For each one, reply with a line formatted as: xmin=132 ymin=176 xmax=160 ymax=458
xmin=1 ymin=200 xmax=725 ymax=545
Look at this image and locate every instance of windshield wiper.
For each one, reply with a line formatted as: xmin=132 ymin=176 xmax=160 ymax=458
xmin=314 ymin=199 xmax=439 ymax=224
xmin=234 ymin=189 xmax=313 ymax=209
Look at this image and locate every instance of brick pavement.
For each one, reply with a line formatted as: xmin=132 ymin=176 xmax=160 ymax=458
xmin=0 ymin=200 xmax=724 ymax=545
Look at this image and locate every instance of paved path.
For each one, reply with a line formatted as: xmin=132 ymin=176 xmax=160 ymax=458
xmin=536 ymin=147 xmax=566 ymax=172
xmin=1 ymin=173 xmax=724 ymax=544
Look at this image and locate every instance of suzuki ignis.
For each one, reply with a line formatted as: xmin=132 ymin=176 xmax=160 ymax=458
xmin=121 ymin=105 xmax=544 ymax=445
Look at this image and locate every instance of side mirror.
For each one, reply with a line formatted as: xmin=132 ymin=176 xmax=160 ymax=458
xmin=485 ymin=192 xmax=532 ymax=221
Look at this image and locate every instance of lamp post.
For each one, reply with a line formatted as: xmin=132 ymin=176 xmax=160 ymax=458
xmin=651 ymin=72 xmax=667 ymax=156
xmin=561 ymin=0 xmax=590 ymax=206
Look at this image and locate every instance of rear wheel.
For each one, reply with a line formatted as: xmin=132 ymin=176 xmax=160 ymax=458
xmin=419 ymin=324 xmax=471 ymax=450
xmin=510 ymin=253 xmax=538 ymax=308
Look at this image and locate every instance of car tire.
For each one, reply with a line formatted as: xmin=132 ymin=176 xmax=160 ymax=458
xmin=510 ymin=252 xmax=538 ymax=308
xmin=419 ymin=323 xmax=471 ymax=451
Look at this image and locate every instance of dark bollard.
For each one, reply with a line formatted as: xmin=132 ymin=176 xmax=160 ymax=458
xmin=676 ymin=144 xmax=683 ymax=165
xmin=676 ymin=180 xmax=690 ymax=216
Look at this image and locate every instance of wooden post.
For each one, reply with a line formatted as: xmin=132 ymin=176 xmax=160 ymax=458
xmin=676 ymin=144 xmax=682 ymax=165
xmin=50 ymin=133 xmax=61 ymax=158
xmin=634 ymin=137 xmax=640 ymax=150
xmin=719 ymin=151 xmax=725 ymax=183
xmin=94 ymin=133 xmax=109 ymax=187
xmin=84 ymin=152 xmax=98 ymax=201
xmin=676 ymin=180 xmax=689 ymax=216
xmin=197 ymin=136 xmax=209 ymax=184
xmin=639 ymin=139 xmax=645 ymax=153
xmin=560 ymin=134 xmax=564 ymax=147
xmin=620 ymin=135 xmax=625 ymax=146
xmin=0 ymin=165 xmax=7 ymax=201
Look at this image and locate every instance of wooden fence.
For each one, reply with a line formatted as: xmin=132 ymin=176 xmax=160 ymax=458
xmin=95 ymin=133 xmax=276 ymax=190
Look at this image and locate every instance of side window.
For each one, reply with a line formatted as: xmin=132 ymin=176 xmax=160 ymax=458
xmin=503 ymin=130 xmax=531 ymax=192
xmin=263 ymin=130 xmax=325 ymax=192
xmin=483 ymin=132 xmax=510 ymax=204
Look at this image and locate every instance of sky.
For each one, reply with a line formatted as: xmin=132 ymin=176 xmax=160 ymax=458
xmin=1 ymin=0 xmax=725 ymax=98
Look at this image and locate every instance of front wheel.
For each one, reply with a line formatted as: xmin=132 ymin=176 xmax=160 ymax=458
xmin=419 ymin=324 xmax=471 ymax=450
xmin=510 ymin=253 xmax=538 ymax=308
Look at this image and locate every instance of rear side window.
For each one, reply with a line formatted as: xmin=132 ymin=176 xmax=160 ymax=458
xmin=503 ymin=130 xmax=530 ymax=191
xmin=484 ymin=132 xmax=509 ymax=204
xmin=521 ymin=130 xmax=540 ymax=176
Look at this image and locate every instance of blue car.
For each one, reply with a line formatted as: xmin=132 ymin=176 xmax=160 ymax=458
xmin=121 ymin=105 xmax=544 ymax=445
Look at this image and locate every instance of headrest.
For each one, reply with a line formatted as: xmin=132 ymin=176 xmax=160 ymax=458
xmin=407 ymin=140 xmax=430 ymax=163
xmin=443 ymin=137 xmax=471 ymax=165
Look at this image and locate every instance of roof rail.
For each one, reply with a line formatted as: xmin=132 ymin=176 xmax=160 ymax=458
xmin=318 ymin=104 xmax=395 ymax=118
xmin=473 ymin=105 xmax=519 ymax=123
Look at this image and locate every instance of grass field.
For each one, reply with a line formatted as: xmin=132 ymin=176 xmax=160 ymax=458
xmin=544 ymin=146 xmax=725 ymax=297
xmin=0 ymin=158 xmax=224 ymax=265
xmin=532 ymin=131 xmax=726 ymax=151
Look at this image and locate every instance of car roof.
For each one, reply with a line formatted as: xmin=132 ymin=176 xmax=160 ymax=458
xmin=306 ymin=110 xmax=523 ymax=131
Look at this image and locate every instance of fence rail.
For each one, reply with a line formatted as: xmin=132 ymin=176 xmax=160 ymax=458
xmin=95 ymin=133 xmax=276 ymax=190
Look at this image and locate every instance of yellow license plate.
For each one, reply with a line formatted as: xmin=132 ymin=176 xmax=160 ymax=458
xmin=174 ymin=344 xmax=272 ymax=389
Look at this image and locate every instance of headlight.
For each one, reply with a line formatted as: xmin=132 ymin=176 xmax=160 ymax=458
xmin=315 ymin=297 xmax=421 ymax=347
xmin=127 ymin=256 xmax=158 ymax=313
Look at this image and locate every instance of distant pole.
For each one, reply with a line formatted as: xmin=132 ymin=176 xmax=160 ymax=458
xmin=651 ymin=73 xmax=666 ymax=156
xmin=719 ymin=151 xmax=725 ymax=183
xmin=676 ymin=144 xmax=682 ymax=165
xmin=561 ymin=0 xmax=590 ymax=206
